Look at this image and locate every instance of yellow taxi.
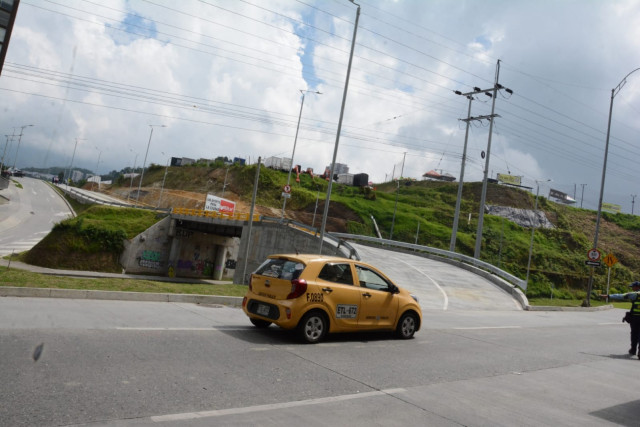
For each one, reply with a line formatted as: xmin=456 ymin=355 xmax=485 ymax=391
xmin=242 ymin=254 xmax=422 ymax=343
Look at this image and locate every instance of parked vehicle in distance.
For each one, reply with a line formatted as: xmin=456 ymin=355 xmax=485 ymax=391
xmin=242 ymin=254 xmax=422 ymax=343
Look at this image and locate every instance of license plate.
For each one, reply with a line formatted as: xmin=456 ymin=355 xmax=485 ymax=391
xmin=257 ymin=304 xmax=270 ymax=316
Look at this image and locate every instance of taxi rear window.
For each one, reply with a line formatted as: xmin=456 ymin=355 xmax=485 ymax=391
xmin=254 ymin=258 xmax=305 ymax=280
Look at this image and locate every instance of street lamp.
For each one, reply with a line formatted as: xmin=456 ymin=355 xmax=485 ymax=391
xmin=525 ymin=179 xmax=551 ymax=289
xmin=11 ymin=124 xmax=33 ymax=172
xmin=91 ymin=146 xmax=102 ymax=191
xmin=281 ymin=89 xmax=321 ymax=219
xmin=585 ymin=67 xmax=640 ymax=307
xmin=135 ymin=124 xmax=166 ymax=207
xmin=127 ymin=149 xmax=138 ymax=203
xmin=157 ymin=152 xmax=170 ymax=208
xmin=319 ymin=0 xmax=360 ymax=253
xmin=1 ymin=134 xmax=13 ymax=174
xmin=65 ymin=138 xmax=85 ymax=186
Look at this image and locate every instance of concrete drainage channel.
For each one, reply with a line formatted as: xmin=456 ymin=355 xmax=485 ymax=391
xmin=0 ymin=287 xmax=243 ymax=307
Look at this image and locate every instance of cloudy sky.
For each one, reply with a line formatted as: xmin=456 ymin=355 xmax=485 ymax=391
xmin=1 ymin=0 xmax=639 ymax=212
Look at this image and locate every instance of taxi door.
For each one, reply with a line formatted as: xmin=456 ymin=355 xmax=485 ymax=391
xmin=354 ymin=264 xmax=399 ymax=329
xmin=315 ymin=262 xmax=361 ymax=330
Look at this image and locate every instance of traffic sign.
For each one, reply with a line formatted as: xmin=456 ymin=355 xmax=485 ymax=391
xmin=603 ymin=253 xmax=618 ymax=268
xmin=281 ymin=192 xmax=291 ymax=199
xmin=587 ymin=248 xmax=601 ymax=261
xmin=585 ymin=260 xmax=601 ymax=267
xmin=283 ymin=184 xmax=291 ymax=194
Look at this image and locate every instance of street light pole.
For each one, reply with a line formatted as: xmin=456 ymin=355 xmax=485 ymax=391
xmin=127 ymin=150 xmax=138 ymax=203
xmin=281 ymin=89 xmax=321 ymax=219
xmin=11 ymin=124 xmax=33 ymax=172
xmin=585 ymin=67 xmax=640 ymax=307
xmin=65 ymin=138 xmax=85 ymax=186
xmin=1 ymin=134 xmax=12 ymax=174
xmin=157 ymin=155 xmax=170 ymax=208
xmin=389 ymin=152 xmax=406 ymax=240
xmin=135 ymin=124 xmax=166 ymax=207
xmin=319 ymin=0 xmax=360 ymax=253
xmin=92 ymin=146 xmax=102 ymax=191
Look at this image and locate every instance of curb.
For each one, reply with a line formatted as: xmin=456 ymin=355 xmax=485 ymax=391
xmin=0 ymin=286 xmax=243 ymax=307
xmin=525 ymin=304 xmax=614 ymax=311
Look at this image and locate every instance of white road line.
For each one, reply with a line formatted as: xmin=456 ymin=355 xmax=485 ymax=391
xmin=453 ymin=326 xmax=522 ymax=330
xmin=151 ymin=388 xmax=407 ymax=422
xmin=392 ymin=256 xmax=448 ymax=310
xmin=116 ymin=327 xmax=248 ymax=331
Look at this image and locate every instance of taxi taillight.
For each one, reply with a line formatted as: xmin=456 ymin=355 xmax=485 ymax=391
xmin=286 ymin=279 xmax=307 ymax=299
xmin=248 ymin=275 xmax=253 ymax=291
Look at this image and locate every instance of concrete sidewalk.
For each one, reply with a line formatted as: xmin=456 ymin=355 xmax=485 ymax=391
xmin=0 ymin=258 xmax=244 ymax=307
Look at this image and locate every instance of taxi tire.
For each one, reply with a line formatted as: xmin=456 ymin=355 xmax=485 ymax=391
xmin=396 ymin=312 xmax=418 ymax=339
xmin=250 ymin=318 xmax=272 ymax=328
xmin=297 ymin=311 xmax=328 ymax=344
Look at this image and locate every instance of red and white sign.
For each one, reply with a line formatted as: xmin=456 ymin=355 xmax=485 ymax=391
xmin=205 ymin=194 xmax=236 ymax=215
xmin=587 ymin=248 xmax=601 ymax=261
xmin=283 ymin=184 xmax=291 ymax=193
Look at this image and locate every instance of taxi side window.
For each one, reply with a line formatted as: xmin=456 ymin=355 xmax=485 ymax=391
xmin=355 ymin=265 xmax=391 ymax=292
xmin=318 ymin=263 xmax=354 ymax=285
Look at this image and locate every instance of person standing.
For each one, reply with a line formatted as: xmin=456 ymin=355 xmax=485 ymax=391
xmin=600 ymin=281 xmax=640 ymax=358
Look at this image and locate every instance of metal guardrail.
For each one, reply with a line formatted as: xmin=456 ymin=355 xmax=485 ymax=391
xmin=331 ymin=232 xmax=526 ymax=290
xmin=171 ymin=207 xmax=261 ymax=222
xmin=58 ymin=185 xmax=171 ymax=213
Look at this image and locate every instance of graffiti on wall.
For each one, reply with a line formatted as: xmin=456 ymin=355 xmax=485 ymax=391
xmin=138 ymin=250 xmax=163 ymax=269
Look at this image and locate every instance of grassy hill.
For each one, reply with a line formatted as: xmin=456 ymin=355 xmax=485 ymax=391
xmin=100 ymin=161 xmax=640 ymax=298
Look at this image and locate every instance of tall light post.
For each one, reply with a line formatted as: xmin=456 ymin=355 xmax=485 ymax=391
xmin=281 ymin=89 xmax=321 ymax=219
xmin=525 ymin=179 xmax=551 ymax=288
xmin=127 ymin=149 xmax=138 ymax=203
xmin=136 ymin=124 xmax=166 ymax=207
xmin=157 ymin=152 xmax=170 ymax=208
xmin=11 ymin=124 xmax=33 ymax=172
xmin=91 ymin=146 xmax=102 ymax=191
xmin=1 ymin=134 xmax=13 ymax=174
xmin=319 ymin=0 xmax=360 ymax=253
xmin=585 ymin=67 xmax=640 ymax=307
xmin=65 ymin=138 xmax=85 ymax=186
xmin=389 ymin=152 xmax=406 ymax=240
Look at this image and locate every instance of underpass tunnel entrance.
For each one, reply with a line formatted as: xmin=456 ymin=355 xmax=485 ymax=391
xmin=167 ymin=219 xmax=241 ymax=280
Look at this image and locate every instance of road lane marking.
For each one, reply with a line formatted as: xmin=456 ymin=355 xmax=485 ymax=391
xmin=453 ymin=326 xmax=522 ymax=330
xmin=151 ymin=388 xmax=407 ymax=422
xmin=116 ymin=327 xmax=249 ymax=331
xmin=392 ymin=256 xmax=448 ymax=310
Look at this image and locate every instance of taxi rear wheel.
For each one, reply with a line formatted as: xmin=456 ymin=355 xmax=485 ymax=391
xmin=297 ymin=311 xmax=328 ymax=344
xmin=250 ymin=318 xmax=272 ymax=328
xmin=396 ymin=312 xmax=417 ymax=339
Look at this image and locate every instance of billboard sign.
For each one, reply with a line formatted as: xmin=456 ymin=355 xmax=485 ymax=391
xmin=497 ymin=173 xmax=521 ymax=186
xmin=205 ymin=194 xmax=236 ymax=215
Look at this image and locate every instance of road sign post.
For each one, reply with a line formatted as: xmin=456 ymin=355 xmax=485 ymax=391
xmin=603 ymin=253 xmax=618 ymax=302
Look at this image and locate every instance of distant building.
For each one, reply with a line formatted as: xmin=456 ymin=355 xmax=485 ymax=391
xmin=70 ymin=170 xmax=84 ymax=182
xmin=422 ymin=170 xmax=455 ymax=182
xmin=328 ymin=163 xmax=349 ymax=175
xmin=171 ymin=157 xmax=196 ymax=166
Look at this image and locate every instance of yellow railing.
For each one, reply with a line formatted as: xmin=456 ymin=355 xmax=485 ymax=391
xmin=171 ymin=207 xmax=260 ymax=222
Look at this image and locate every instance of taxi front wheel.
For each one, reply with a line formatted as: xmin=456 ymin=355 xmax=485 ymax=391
xmin=298 ymin=311 xmax=328 ymax=344
xmin=396 ymin=312 xmax=418 ymax=339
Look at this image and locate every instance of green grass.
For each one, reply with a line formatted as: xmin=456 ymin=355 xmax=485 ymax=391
xmin=527 ymin=298 xmax=626 ymax=308
xmin=0 ymin=268 xmax=247 ymax=296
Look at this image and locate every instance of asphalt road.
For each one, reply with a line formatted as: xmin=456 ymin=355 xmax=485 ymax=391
xmin=352 ymin=243 xmax=523 ymax=311
xmin=0 ymin=177 xmax=73 ymax=258
xmin=0 ymin=297 xmax=637 ymax=427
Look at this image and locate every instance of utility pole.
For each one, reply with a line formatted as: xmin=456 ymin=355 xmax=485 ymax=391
xmin=319 ymin=0 xmax=360 ymax=254
xmin=389 ymin=152 xmax=406 ymax=240
xmin=449 ymin=91 xmax=499 ymax=252
xmin=580 ymin=184 xmax=587 ymax=208
xmin=632 ymin=194 xmax=637 ymax=215
xmin=473 ymin=60 xmax=513 ymax=259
